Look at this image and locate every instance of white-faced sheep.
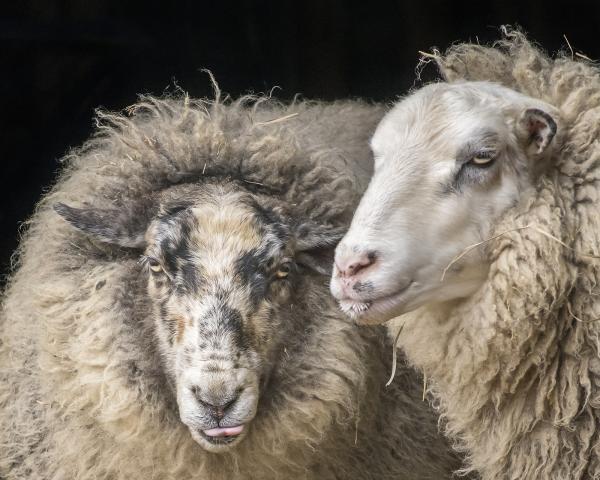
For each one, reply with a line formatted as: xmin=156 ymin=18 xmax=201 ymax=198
xmin=331 ymin=32 xmax=600 ymax=479
xmin=0 ymin=93 xmax=459 ymax=479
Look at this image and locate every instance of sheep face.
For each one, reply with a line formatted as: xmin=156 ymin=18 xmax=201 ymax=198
xmin=330 ymin=81 xmax=561 ymax=324
xmin=145 ymin=186 xmax=299 ymax=452
xmin=55 ymin=182 xmax=341 ymax=453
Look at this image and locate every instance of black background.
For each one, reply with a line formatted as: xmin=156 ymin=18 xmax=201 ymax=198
xmin=3 ymin=1 xmax=600 ymax=278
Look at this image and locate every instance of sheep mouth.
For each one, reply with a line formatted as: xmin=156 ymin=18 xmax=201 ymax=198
xmin=191 ymin=424 xmax=247 ymax=450
xmin=339 ymin=281 xmax=415 ymax=325
xmin=202 ymin=425 xmax=244 ymax=440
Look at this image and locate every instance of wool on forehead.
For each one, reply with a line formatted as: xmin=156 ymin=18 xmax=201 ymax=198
xmin=45 ymin=91 xmax=379 ymax=236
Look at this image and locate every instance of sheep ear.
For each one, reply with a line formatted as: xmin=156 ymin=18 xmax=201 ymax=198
xmin=54 ymin=203 xmax=148 ymax=249
xmin=516 ymin=108 xmax=558 ymax=156
xmin=294 ymin=223 xmax=345 ymax=275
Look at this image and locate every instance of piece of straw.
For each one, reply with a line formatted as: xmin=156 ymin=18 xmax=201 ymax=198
xmin=531 ymin=226 xmax=600 ymax=259
xmin=567 ymin=302 xmax=600 ymax=323
xmin=440 ymin=225 xmax=533 ymax=282
xmin=418 ymin=50 xmax=439 ymax=60
xmin=575 ymin=52 xmax=593 ymax=61
xmin=563 ymin=34 xmax=574 ymax=60
xmin=254 ymin=112 xmax=299 ymax=126
xmin=385 ymin=324 xmax=404 ymax=387
xmin=440 ymin=224 xmax=600 ymax=283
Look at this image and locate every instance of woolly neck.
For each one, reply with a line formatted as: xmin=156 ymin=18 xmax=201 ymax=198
xmin=391 ymin=31 xmax=600 ymax=479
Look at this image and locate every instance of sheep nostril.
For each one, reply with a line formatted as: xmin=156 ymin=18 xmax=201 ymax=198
xmin=215 ymin=397 xmax=237 ymax=419
xmin=214 ymin=406 xmax=226 ymax=420
xmin=335 ymin=250 xmax=377 ymax=278
xmin=192 ymin=387 xmax=239 ymax=419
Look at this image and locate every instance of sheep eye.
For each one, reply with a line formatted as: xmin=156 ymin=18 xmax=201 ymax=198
xmin=275 ymin=263 xmax=292 ymax=279
xmin=468 ymin=152 xmax=496 ymax=167
xmin=147 ymin=257 xmax=163 ymax=273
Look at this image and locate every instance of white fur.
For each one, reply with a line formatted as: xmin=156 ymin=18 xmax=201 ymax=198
xmin=331 ymin=81 xmax=560 ymax=323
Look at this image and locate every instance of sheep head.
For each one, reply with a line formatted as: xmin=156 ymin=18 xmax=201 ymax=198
xmin=330 ymin=81 xmax=561 ymax=324
xmin=55 ymin=180 xmax=342 ymax=452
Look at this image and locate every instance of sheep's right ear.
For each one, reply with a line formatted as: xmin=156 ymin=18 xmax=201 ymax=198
xmin=54 ymin=203 xmax=148 ymax=249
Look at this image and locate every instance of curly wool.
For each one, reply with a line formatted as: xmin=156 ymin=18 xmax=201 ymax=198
xmin=391 ymin=30 xmax=600 ymax=479
xmin=0 ymin=92 xmax=458 ymax=479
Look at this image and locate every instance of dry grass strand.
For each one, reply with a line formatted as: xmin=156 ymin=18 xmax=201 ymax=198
xmin=385 ymin=323 xmax=404 ymax=387
xmin=440 ymin=224 xmax=600 ymax=282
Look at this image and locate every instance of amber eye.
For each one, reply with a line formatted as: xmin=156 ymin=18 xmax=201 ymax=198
xmin=147 ymin=257 xmax=163 ymax=273
xmin=468 ymin=152 xmax=496 ymax=167
xmin=275 ymin=263 xmax=292 ymax=279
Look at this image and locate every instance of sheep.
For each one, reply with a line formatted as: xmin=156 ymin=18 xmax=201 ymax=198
xmin=330 ymin=31 xmax=600 ymax=479
xmin=0 ymin=92 xmax=460 ymax=479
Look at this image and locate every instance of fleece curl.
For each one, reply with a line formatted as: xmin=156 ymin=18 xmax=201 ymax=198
xmin=390 ymin=30 xmax=600 ymax=479
xmin=0 ymin=91 xmax=458 ymax=479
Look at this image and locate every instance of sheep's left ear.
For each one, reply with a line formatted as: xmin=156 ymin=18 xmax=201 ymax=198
xmin=516 ymin=108 xmax=558 ymax=156
xmin=294 ymin=223 xmax=346 ymax=276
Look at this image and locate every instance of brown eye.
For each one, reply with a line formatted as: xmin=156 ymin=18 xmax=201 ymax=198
xmin=275 ymin=263 xmax=292 ymax=279
xmin=147 ymin=257 xmax=163 ymax=273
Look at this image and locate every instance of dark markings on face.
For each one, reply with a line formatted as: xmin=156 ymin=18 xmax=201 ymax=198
xmin=455 ymin=129 xmax=500 ymax=164
xmin=160 ymin=217 xmax=193 ymax=274
xmin=148 ymin=189 xmax=292 ymax=354
xmin=218 ymin=304 xmax=246 ymax=350
xmin=197 ymin=302 xmax=248 ymax=353
xmin=235 ymin=248 xmax=270 ymax=307
xmin=233 ymin=201 xmax=291 ymax=307
xmin=442 ymin=129 xmax=501 ymax=194
xmin=158 ymin=200 xmax=195 ymax=219
xmin=180 ymin=260 xmax=201 ymax=293
xmin=249 ymin=200 xmax=289 ymax=241
xmin=353 ymin=280 xmax=374 ymax=294
xmin=155 ymin=211 xmax=204 ymax=295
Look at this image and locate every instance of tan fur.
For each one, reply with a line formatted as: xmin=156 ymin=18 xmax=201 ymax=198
xmin=389 ymin=30 xmax=600 ymax=479
xmin=0 ymin=93 xmax=458 ymax=478
xmin=174 ymin=315 xmax=187 ymax=343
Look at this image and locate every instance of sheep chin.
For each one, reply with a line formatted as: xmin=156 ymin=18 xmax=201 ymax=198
xmin=338 ymin=299 xmax=372 ymax=318
xmin=339 ymin=281 xmax=418 ymax=325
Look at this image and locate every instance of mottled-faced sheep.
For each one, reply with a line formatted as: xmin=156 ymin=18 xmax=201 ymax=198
xmin=331 ymin=32 xmax=600 ymax=479
xmin=0 ymin=93 xmax=459 ymax=479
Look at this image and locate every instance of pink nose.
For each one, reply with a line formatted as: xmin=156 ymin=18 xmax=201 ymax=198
xmin=335 ymin=250 xmax=376 ymax=277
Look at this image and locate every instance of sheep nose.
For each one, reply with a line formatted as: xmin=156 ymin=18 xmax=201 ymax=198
xmin=335 ymin=249 xmax=377 ymax=277
xmin=193 ymin=388 xmax=239 ymax=420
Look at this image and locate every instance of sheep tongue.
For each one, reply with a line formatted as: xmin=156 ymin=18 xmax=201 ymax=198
xmin=203 ymin=425 xmax=244 ymax=437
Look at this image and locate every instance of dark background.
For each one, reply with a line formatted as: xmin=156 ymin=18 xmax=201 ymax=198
xmin=3 ymin=0 xmax=600 ymax=278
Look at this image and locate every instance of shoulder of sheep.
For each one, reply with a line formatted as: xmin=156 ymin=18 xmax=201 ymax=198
xmin=398 ymin=29 xmax=600 ymax=478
